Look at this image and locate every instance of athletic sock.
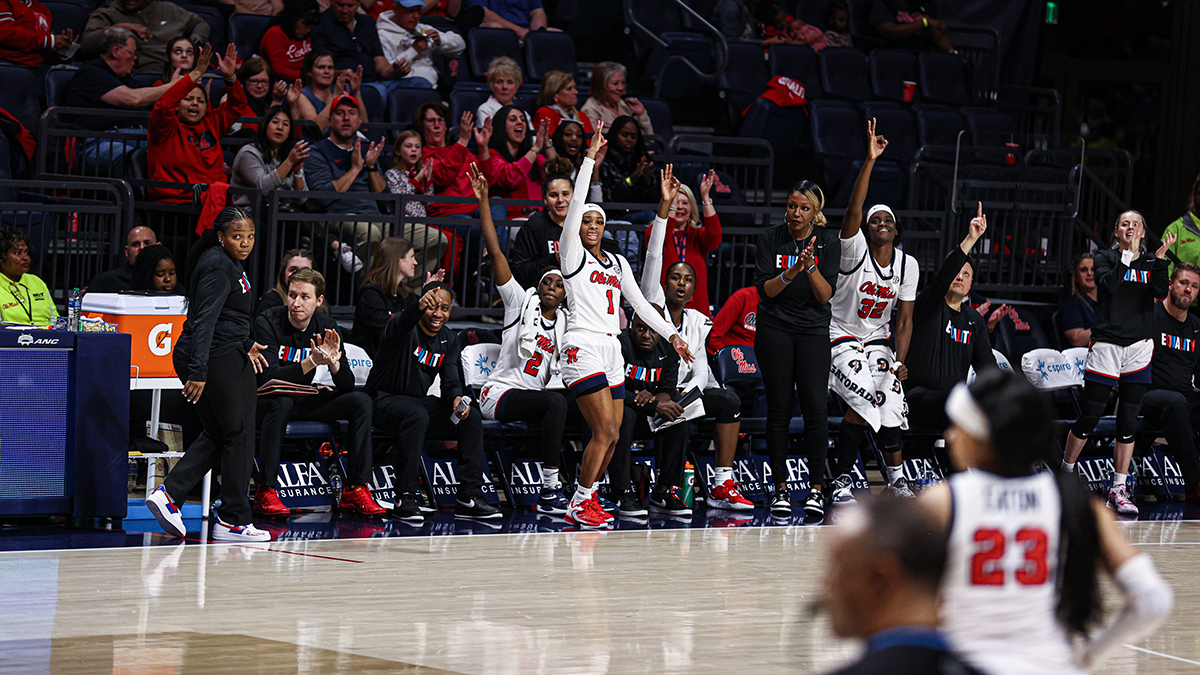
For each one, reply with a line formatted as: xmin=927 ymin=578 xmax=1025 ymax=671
xmin=1061 ymin=460 xmax=1076 ymax=473
xmin=541 ymin=467 xmax=560 ymax=490
xmin=1113 ymin=472 xmax=1128 ymax=487
xmin=713 ymin=466 xmax=733 ymax=486
xmin=886 ymin=465 xmax=903 ymax=484
xmin=572 ymin=483 xmax=596 ymax=504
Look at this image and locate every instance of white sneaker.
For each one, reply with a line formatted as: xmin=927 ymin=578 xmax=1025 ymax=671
xmin=211 ymin=519 xmax=271 ymax=542
xmin=1107 ymin=483 xmax=1138 ymax=517
xmin=337 ymin=243 xmax=363 ymax=273
xmin=145 ymin=485 xmax=186 ymax=537
xmin=829 ymin=475 xmax=857 ymax=505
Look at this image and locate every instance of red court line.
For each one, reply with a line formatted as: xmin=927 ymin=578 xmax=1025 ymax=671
xmin=145 ymin=531 xmax=364 ymax=563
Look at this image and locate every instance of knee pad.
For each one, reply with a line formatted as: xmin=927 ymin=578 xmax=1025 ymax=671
xmin=707 ymin=389 xmax=741 ymax=424
xmin=875 ymin=426 xmax=902 ymax=454
xmin=1071 ymin=415 xmax=1101 ymax=440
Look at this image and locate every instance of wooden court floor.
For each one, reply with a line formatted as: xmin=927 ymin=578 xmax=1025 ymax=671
xmin=1 ymin=519 xmax=1198 ymax=674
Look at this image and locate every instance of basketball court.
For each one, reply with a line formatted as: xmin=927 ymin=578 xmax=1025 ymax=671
xmin=2 ymin=509 xmax=1198 ymax=674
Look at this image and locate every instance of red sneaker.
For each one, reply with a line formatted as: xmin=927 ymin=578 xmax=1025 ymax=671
xmin=339 ymin=485 xmax=386 ymax=518
xmin=253 ymin=486 xmax=292 ymax=518
xmin=566 ymin=497 xmax=611 ymax=529
xmin=707 ymin=480 xmax=754 ymax=511
xmin=590 ymin=493 xmax=614 ymax=521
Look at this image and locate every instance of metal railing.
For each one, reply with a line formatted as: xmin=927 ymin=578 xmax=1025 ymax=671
xmin=624 ymin=0 xmax=729 ymax=99
xmin=946 ymin=26 xmax=1002 ymax=103
xmin=668 ymin=135 xmax=774 ymax=207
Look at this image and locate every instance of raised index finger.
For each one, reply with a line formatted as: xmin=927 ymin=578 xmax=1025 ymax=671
xmin=977 ymin=201 xmax=983 ymax=218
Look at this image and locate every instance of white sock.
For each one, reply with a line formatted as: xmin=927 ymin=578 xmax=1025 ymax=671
xmin=1061 ymin=460 xmax=1076 ymax=473
xmin=886 ymin=465 xmax=903 ymax=484
xmin=713 ymin=466 xmax=733 ymax=486
xmin=572 ymin=483 xmax=596 ymax=504
xmin=541 ymin=467 xmax=560 ymax=489
xmin=1113 ymin=472 xmax=1128 ymax=487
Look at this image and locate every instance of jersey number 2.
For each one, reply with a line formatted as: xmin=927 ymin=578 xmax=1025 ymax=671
xmin=970 ymin=527 xmax=1049 ymax=586
xmin=523 ymin=352 xmax=544 ymax=376
xmin=857 ymin=299 xmax=888 ymax=319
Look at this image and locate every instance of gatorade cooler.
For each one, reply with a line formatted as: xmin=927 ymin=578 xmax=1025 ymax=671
xmin=82 ymin=293 xmax=187 ymax=379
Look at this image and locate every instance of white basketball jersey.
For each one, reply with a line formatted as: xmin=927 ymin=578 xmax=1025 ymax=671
xmin=668 ymin=307 xmax=718 ymax=391
xmin=563 ymin=249 xmax=630 ymax=336
xmin=942 ymin=471 xmax=1083 ymax=675
xmin=829 ymin=231 xmax=918 ymax=344
xmin=487 ymin=278 xmax=560 ymax=391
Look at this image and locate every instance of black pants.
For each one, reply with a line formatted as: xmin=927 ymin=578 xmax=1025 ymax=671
xmin=494 ymin=388 xmax=568 ymax=467
xmin=1139 ymin=388 xmax=1200 ymax=484
xmin=1071 ymin=379 xmax=1147 ymax=444
xmin=373 ymin=394 xmax=486 ymax=496
xmin=906 ymin=385 xmax=952 ymax=432
xmin=257 ymin=390 xmax=374 ymax=488
xmin=701 ymin=387 xmax=741 ymax=424
xmin=165 ymin=350 xmax=256 ymax=525
xmin=612 ymin=405 xmax=690 ymax=493
xmin=755 ymin=326 xmax=831 ymax=485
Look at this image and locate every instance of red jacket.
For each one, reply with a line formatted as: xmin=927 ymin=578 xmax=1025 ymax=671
xmin=482 ymin=151 xmax=544 ymax=219
xmin=148 ymin=75 xmax=249 ymax=203
xmin=423 ymin=142 xmax=478 ymax=217
xmin=0 ymin=0 xmax=53 ymax=67
xmin=647 ymin=211 xmax=722 ymax=315
xmin=260 ymin=25 xmax=310 ymax=83
xmin=534 ymin=105 xmax=594 ymax=135
xmin=708 ymin=285 xmax=758 ymax=355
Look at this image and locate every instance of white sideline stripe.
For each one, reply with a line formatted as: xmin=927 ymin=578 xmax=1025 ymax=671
xmin=1131 ymin=542 xmax=1200 ymax=546
xmin=1125 ymin=645 xmax=1200 ymax=666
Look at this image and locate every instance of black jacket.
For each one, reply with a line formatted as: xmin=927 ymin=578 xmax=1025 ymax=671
xmin=1091 ymin=248 xmax=1170 ymax=346
xmin=352 ymin=282 xmax=414 ymax=358
xmin=365 ymin=301 xmax=462 ymax=400
xmin=753 ymin=223 xmax=841 ymax=334
xmin=509 ymin=211 xmax=621 ymax=289
xmin=619 ymin=329 xmax=680 ymax=416
xmin=906 ymin=248 xmax=995 ymax=391
xmin=1150 ymin=302 xmax=1200 ymax=394
xmin=175 ymin=246 xmax=255 ymax=382
xmin=89 ymin=260 xmax=134 ymax=293
xmin=253 ymin=305 xmax=355 ymax=391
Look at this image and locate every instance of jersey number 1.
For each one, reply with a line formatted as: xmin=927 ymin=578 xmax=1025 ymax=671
xmin=523 ymin=352 xmax=544 ymax=376
xmin=970 ymin=527 xmax=1049 ymax=586
xmin=857 ymin=298 xmax=888 ymax=319
xmin=606 ymin=289 xmax=615 ymax=315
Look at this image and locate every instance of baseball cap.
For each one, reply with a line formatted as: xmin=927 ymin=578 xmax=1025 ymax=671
xmin=330 ymin=94 xmax=359 ymax=111
xmin=395 ymin=0 xmax=424 ymax=7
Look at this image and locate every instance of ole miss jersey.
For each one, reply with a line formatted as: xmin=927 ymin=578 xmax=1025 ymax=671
xmin=487 ymin=278 xmax=561 ymax=391
xmin=829 ymin=231 xmax=918 ymax=344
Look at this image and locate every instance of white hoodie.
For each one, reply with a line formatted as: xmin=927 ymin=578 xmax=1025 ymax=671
xmin=375 ymin=16 xmax=465 ymax=88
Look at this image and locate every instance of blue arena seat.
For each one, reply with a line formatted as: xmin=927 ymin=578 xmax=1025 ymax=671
xmin=449 ymin=85 xmax=490 ymax=125
xmin=467 ymin=27 xmax=521 ymax=80
xmin=914 ymin=104 xmax=967 ymax=162
xmin=964 ymin=107 xmax=1017 ymax=164
xmin=179 ymin=4 xmax=226 ymax=53
xmin=809 ymin=100 xmax=863 ymax=195
xmin=387 ymin=88 xmax=443 ymax=127
xmin=45 ymin=64 xmax=76 ymax=107
xmin=0 ymin=64 xmax=43 ymax=133
xmin=228 ymin=13 xmax=271 ymax=60
xmin=860 ymin=101 xmax=917 ymax=168
xmin=128 ymin=72 xmax=158 ymax=89
xmin=819 ymin=46 xmax=871 ymax=103
xmin=868 ymin=48 xmax=918 ymax=103
xmin=720 ymin=41 xmax=770 ymax=123
xmin=639 ymin=96 xmax=674 ymax=140
xmin=768 ymin=43 xmax=822 ymax=100
xmin=43 ymin=0 xmax=89 ymax=36
xmin=740 ymin=98 xmax=808 ymax=182
xmin=994 ymin=307 xmax=1051 ymax=365
xmin=360 ymin=85 xmax=384 ymax=124
xmin=918 ymin=52 xmax=972 ymax=107
xmin=522 ymin=30 xmax=576 ymax=82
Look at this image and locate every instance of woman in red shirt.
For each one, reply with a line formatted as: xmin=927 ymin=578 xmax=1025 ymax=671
xmin=480 ymin=106 xmax=546 ymax=220
xmin=646 ymin=169 xmax=722 ymax=315
xmin=533 ymin=70 xmax=593 ymax=135
xmin=413 ymin=101 xmax=479 ymax=218
xmin=708 ymin=285 xmax=758 ymax=355
xmin=148 ymin=44 xmax=251 ymax=204
xmin=260 ymin=2 xmax=317 ymax=83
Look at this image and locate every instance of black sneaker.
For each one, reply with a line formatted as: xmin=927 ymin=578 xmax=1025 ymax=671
xmin=455 ymin=494 xmax=502 ymax=520
xmin=769 ymin=485 xmax=791 ymax=515
xmin=388 ymin=494 xmax=424 ymax=523
xmin=409 ymin=491 xmax=436 ymax=514
xmin=597 ymin=492 xmax=617 ymax=514
xmin=618 ymin=492 xmax=648 ymax=517
xmin=804 ymin=489 xmax=825 ymax=518
xmin=648 ymin=486 xmax=693 ymax=517
xmin=536 ymin=485 xmax=569 ymax=515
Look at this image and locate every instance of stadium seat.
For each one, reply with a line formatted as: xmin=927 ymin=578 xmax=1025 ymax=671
xmin=129 ymin=72 xmax=158 ymax=89
xmin=860 ymin=101 xmax=917 ymax=168
xmin=43 ymin=1 xmax=89 ymax=36
xmin=360 ymin=86 xmax=384 ymax=124
xmin=639 ymin=96 xmax=674 ymax=140
xmin=387 ymin=88 xmax=443 ymax=127
xmin=45 ymin=64 xmax=76 ymax=107
xmin=0 ymin=64 xmax=43 ymax=133
xmin=449 ymin=85 xmax=490 ymax=125
xmin=768 ymin=43 xmax=823 ymax=101
xmin=995 ymin=306 xmax=1050 ymax=364
xmin=819 ymin=46 xmax=871 ymax=103
xmin=964 ymin=107 xmax=1017 ymax=164
xmin=740 ymin=98 xmax=807 ymax=184
xmin=201 ymin=73 xmax=226 ymax=105
xmin=645 ymin=32 xmax=714 ymax=99
xmin=719 ymin=41 xmax=770 ymax=124
xmin=467 ymin=27 xmax=521 ymax=80
xmin=809 ymin=100 xmax=863 ymax=197
xmin=918 ymin=52 xmax=972 ymax=107
xmin=868 ymin=48 xmax=918 ymax=103
xmin=179 ymin=5 xmax=226 ymax=53
xmin=228 ymin=13 xmax=271 ymax=60
xmin=523 ymin=30 xmax=577 ymax=82
xmin=914 ymin=104 xmax=967 ymax=162
xmin=513 ymin=91 xmax=538 ymax=117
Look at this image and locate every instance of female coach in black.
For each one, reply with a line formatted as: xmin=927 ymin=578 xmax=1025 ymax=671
xmin=754 ymin=181 xmax=840 ymax=519
xmin=145 ymin=206 xmax=272 ymax=543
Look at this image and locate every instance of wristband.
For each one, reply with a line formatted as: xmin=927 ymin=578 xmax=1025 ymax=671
xmin=805 ymin=263 xmax=818 ymax=274
xmin=780 ymin=272 xmax=793 ymax=285
xmin=702 ymin=200 xmax=713 ymax=206
xmin=922 ymin=16 xmax=929 ymax=27
xmin=366 ymin=165 xmax=379 ymax=173
xmin=293 ymin=169 xmax=304 ymax=178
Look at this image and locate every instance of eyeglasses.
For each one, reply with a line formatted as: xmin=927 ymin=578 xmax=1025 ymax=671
xmin=248 ymin=77 xmax=270 ymax=85
xmin=116 ymin=45 xmax=137 ymax=57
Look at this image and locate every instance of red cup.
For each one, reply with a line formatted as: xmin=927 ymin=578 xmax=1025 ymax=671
xmin=1005 ymin=142 xmax=1019 ymax=165
xmin=902 ymin=80 xmax=916 ymax=102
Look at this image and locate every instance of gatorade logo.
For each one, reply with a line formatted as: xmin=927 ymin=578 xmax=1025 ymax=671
xmin=149 ymin=323 xmax=173 ymax=356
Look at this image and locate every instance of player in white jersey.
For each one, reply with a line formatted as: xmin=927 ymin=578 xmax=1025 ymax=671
xmin=558 ymin=126 xmax=693 ymax=529
xmin=466 ymin=165 xmax=572 ymax=515
xmin=827 ymin=119 xmax=918 ymax=504
xmin=641 ymin=180 xmax=752 ymax=511
xmin=919 ymin=369 xmax=1172 ymax=675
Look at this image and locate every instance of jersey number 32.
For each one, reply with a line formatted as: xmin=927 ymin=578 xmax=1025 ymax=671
xmin=970 ymin=527 xmax=1049 ymax=586
xmin=857 ymin=299 xmax=888 ymax=320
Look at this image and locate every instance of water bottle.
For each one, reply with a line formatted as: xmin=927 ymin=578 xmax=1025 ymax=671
xmin=127 ymin=459 xmax=138 ymax=495
xmin=681 ymin=461 xmax=696 ymax=508
xmin=328 ymin=460 xmax=343 ymax=506
xmin=68 ymin=288 xmax=81 ymax=331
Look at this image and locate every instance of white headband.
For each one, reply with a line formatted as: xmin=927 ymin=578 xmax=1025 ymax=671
xmin=583 ymin=203 xmax=607 ymax=222
xmin=539 ymin=269 xmax=563 ymax=285
xmin=945 ymin=383 xmax=991 ymax=440
xmin=866 ymin=204 xmax=896 ymax=223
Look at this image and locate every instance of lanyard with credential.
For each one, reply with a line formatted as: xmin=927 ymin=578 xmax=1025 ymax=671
xmin=5 ymin=278 xmax=32 ymax=322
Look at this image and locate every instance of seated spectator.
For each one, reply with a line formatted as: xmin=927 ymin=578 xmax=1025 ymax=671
xmin=645 ymin=171 xmax=720 ymax=316
xmin=377 ymin=0 xmax=465 ymax=90
xmin=238 ymin=58 xmax=292 ymax=118
xmin=470 ymin=0 xmax=548 ymax=40
xmin=419 ymin=0 xmax=484 ymax=32
xmin=508 ymin=171 xmax=615 ymax=289
xmin=294 ymin=49 xmax=368 ymax=132
xmin=707 ymin=284 xmax=757 ymax=355
xmin=353 ymin=237 xmax=418 ymax=357
xmin=533 ymin=70 xmax=592 ymax=135
xmin=710 ymin=0 xmax=757 ymax=42
xmin=383 ymin=130 xmax=453 ymax=281
xmin=580 ymin=62 xmax=652 ymax=136
xmin=155 ymin=35 xmax=195 ymax=85
xmin=366 ymin=281 xmax=502 ymax=520
xmin=306 ymin=94 xmax=387 ymax=258
xmin=90 ymin=225 xmax=158 ymax=292
xmin=129 ymin=243 xmax=178 ymax=293
xmin=80 ymin=0 xmax=209 ymax=74
xmin=260 ymin=0 xmax=318 ymax=83
xmin=0 ymin=227 xmax=57 ymax=325
xmin=475 ymin=56 xmax=529 ymax=127
xmin=311 ymin=0 xmax=411 ymax=100
xmin=217 ymin=0 xmax=281 ymax=17
xmin=479 ymin=107 xmax=547 ymax=219
xmin=598 ymin=115 xmax=657 ymax=205
xmin=824 ymin=1 xmax=853 ymax=48
xmin=414 ymin=101 xmax=479 ymax=217
xmin=1060 ymin=252 xmax=1097 ymax=348
xmin=544 ymin=120 xmax=603 ymax=195
xmin=757 ymin=0 xmax=827 ymax=52
xmin=147 ymin=44 xmax=251 ymax=203
xmin=1163 ymin=171 xmax=1200 ymax=280
xmin=0 ymin=0 xmax=74 ymax=68
xmin=232 ymin=105 xmax=310 ymax=196
xmin=868 ymin=0 xmax=954 ymax=53
xmin=253 ymin=268 xmax=386 ymax=518
xmin=256 ymin=248 xmax=316 ymax=316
